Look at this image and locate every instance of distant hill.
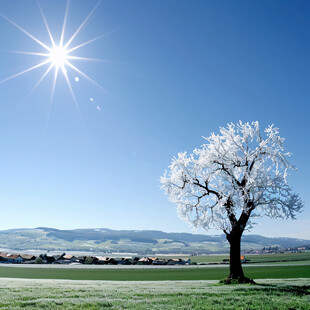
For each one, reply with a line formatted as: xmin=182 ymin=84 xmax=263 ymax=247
xmin=0 ymin=227 xmax=308 ymax=254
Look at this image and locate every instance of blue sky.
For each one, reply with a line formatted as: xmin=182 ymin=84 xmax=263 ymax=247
xmin=0 ymin=0 xmax=309 ymax=239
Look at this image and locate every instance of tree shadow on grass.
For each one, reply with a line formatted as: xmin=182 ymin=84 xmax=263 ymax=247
xmin=234 ymin=283 xmax=310 ymax=297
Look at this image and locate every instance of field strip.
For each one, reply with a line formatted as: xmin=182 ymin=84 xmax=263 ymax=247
xmin=0 ymin=277 xmax=308 ymax=286
xmin=0 ymin=278 xmax=220 ymax=285
xmin=0 ymin=262 xmax=309 ymax=269
xmin=0 ymin=264 xmax=309 ymax=280
xmin=0 ymin=262 xmax=310 ymax=270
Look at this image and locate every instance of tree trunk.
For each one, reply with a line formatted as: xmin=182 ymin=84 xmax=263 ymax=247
xmin=227 ymin=233 xmax=244 ymax=279
xmin=224 ymin=231 xmax=255 ymax=284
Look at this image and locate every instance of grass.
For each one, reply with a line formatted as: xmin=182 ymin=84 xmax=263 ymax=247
xmin=241 ymin=252 xmax=310 ymax=263
xmin=162 ymin=251 xmax=310 ymax=264
xmin=0 ymin=265 xmax=309 ymax=280
xmin=0 ymin=263 xmax=308 ymax=309
xmin=0 ymin=278 xmax=308 ymax=309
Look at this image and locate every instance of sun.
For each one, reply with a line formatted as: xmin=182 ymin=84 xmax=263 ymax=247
xmin=49 ymin=45 xmax=68 ymax=69
xmin=0 ymin=0 xmax=107 ymax=114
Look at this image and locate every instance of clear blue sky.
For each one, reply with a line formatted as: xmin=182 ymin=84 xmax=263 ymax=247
xmin=0 ymin=0 xmax=309 ymax=239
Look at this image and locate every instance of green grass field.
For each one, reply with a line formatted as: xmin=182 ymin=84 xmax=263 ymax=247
xmin=161 ymin=251 xmax=310 ymax=264
xmin=0 ymin=265 xmax=309 ymax=281
xmin=0 ymin=261 xmax=309 ymax=309
xmin=0 ymin=278 xmax=308 ymax=309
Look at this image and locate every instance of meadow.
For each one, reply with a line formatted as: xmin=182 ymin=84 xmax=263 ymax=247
xmin=0 ymin=278 xmax=309 ymax=309
xmin=161 ymin=251 xmax=310 ymax=264
xmin=0 ymin=252 xmax=309 ymax=309
xmin=0 ymin=264 xmax=309 ymax=281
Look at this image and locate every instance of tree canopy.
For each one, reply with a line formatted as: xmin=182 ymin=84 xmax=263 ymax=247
xmin=160 ymin=121 xmax=304 ymax=235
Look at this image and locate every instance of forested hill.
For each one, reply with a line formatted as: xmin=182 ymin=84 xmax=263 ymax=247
xmin=0 ymin=227 xmax=308 ymax=254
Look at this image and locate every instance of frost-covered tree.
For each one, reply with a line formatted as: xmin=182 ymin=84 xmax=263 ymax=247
xmin=160 ymin=121 xmax=303 ymax=283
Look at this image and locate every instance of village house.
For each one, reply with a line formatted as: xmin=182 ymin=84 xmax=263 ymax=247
xmin=20 ymin=254 xmax=36 ymax=263
xmin=53 ymin=254 xmax=80 ymax=264
xmin=96 ymin=256 xmax=116 ymax=265
xmin=167 ymin=258 xmax=191 ymax=265
xmin=115 ymin=258 xmax=132 ymax=265
xmin=0 ymin=251 xmax=193 ymax=266
xmin=39 ymin=254 xmax=56 ymax=264
xmin=138 ymin=257 xmax=153 ymax=265
xmin=151 ymin=258 xmax=167 ymax=265
xmin=62 ymin=254 xmax=79 ymax=263
xmin=0 ymin=253 xmax=24 ymax=264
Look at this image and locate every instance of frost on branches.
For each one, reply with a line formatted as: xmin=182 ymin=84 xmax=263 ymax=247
xmin=161 ymin=121 xmax=303 ymax=282
xmin=160 ymin=121 xmax=303 ymax=235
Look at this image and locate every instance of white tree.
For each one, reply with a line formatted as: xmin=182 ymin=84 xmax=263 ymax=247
xmin=160 ymin=121 xmax=303 ymax=283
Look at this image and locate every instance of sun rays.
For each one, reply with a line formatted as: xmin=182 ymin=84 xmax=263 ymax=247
xmin=0 ymin=0 xmax=107 ymax=114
